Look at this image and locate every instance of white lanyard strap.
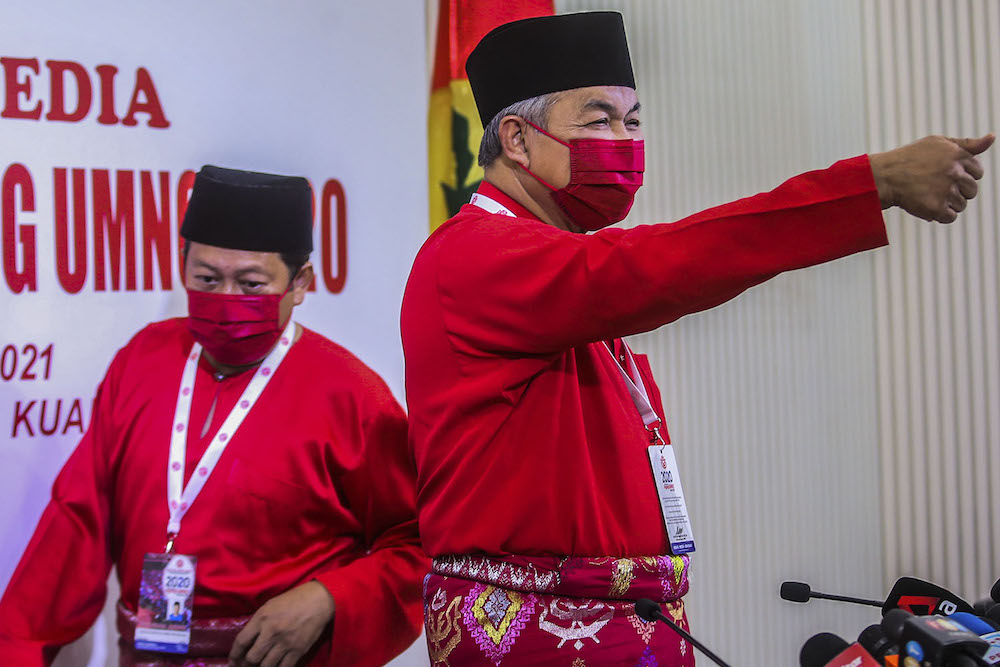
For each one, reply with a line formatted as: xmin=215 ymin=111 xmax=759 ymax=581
xmin=166 ymin=319 xmax=297 ymax=544
xmin=469 ymin=192 xmax=514 ymax=216
xmin=604 ymin=341 xmax=666 ymax=445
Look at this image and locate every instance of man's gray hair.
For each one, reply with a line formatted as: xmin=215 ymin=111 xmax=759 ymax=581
xmin=477 ymin=93 xmax=561 ymax=168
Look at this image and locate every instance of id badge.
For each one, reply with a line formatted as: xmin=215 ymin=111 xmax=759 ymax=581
xmin=647 ymin=445 xmax=696 ymax=555
xmin=134 ymin=552 xmax=197 ymax=654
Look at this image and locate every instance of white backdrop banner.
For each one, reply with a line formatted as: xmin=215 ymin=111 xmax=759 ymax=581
xmin=0 ymin=1 xmax=429 ymax=662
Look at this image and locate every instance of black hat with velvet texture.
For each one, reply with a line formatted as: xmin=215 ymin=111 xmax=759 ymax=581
xmin=466 ymin=11 xmax=636 ymax=127
xmin=181 ymin=165 xmax=313 ymax=253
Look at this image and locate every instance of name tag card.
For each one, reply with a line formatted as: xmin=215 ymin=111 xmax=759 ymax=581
xmin=648 ymin=445 xmax=695 ymax=555
xmin=134 ymin=553 xmax=197 ymax=654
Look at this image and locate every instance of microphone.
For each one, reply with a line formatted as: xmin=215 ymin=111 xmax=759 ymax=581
xmin=858 ymin=623 xmax=899 ymax=663
xmin=799 ymin=632 xmax=880 ymax=667
xmin=952 ymin=612 xmax=1000 ymax=636
xmin=634 ymin=599 xmax=732 ymax=667
xmin=882 ymin=576 xmax=975 ymax=617
xmin=976 ymin=599 xmax=996 ymax=617
xmin=991 ymin=579 xmax=1000 ymax=604
xmin=780 ymin=581 xmax=883 ymax=608
xmin=881 ymin=608 xmax=989 ymax=666
xmin=800 ymin=633 xmax=848 ymax=667
xmin=987 ymin=605 xmax=1000 ymax=626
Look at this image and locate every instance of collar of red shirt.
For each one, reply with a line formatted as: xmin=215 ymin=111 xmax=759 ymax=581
xmin=472 ymin=181 xmax=542 ymax=221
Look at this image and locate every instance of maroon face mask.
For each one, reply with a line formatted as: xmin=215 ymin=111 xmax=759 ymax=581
xmin=186 ymin=287 xmax=288 ymax=366
xmin=521 ymin=121 xmax=644 ymax=231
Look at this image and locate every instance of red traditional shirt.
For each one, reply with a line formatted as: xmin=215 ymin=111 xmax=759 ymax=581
xmin=0 ymin=319 xmax=427 ymax=667
xmin=402 ymin=157 xmax=887 ymax=559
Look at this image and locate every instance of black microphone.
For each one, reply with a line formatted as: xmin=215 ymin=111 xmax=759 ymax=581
xmin=780 ymin=580 xmax=883 ymax=607
xmin=634 ymin=598 xmax=732 ymax=667
xmin=881 ymin=608 xmax=989 ymax=666
xmin=991 ymin=578 xmax=1000 ymax=604
xmin=975 ymin=598 xmax=996 ymax=617
xmin=987 ymin=604 xmax=1000 ymax=626
xmin=882 ymin=576 xmax=975 ymax=617
xmin=858 ymin=623 xmax=899 ymax=662
xmin=799 ymin=632 xmax=848 ymax=667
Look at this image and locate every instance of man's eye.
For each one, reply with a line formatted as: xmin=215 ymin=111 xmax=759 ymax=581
xmin=242 ymin=281 xmax=264 ymax=289
xmin=197 ymin=275 xmax=218 ymax=284
xmin=589 ymin=118 xmax=610 ymax=126
xmin=627 ymin=118 xmax=641 ymax=128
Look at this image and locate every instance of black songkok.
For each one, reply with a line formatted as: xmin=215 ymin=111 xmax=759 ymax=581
xmin=466 ymin=11 xmax=636 ymax=127
xmin=181 ymin=165 xmax=313 ymax=253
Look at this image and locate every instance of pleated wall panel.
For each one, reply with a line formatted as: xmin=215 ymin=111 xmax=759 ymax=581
xmin=862 ymin=0 xmax=1000 ymax=602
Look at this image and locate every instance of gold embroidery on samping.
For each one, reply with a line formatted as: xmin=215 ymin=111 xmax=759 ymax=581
xmin=426 ymin=588 xmax=462 ymax=666
xmin=608 ymin=558 xmax=637 ymax=598
xmin=471 ymin=586 xmax=527 ymax=644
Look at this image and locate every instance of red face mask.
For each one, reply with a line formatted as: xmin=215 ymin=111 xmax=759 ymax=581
xmin=522 ymin=121 xmax=644 ymax=231
xmin=186 ymin=287 xmax=288 ymax=366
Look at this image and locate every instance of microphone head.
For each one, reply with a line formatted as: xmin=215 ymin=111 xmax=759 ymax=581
xmin=781 ymin=580 xmax=812 ymax=603
xmin=973 ymin=597 xmax=994 ymax=616
xmin=634 ymin=598 xmax=662 ymax=623
xmin=882 ymin=576 xmax=974 ymax=616
xmin=991 ymin=577 xmax=1000 ymax=604
xmin=858 ymin=623 xmax=898 ymax=660
xmin=881 ymin=608 xmax=912 ymax=643
xmin=950 ymin=611 xmax=998 ymax=636
xmin=799 ymin=632 xmax=849 ymax=667
xmin=986 ymin=603 xmax=1000 ymax=625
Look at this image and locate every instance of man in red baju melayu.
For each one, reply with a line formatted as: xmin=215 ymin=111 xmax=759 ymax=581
xmin=0 ymin=166 xmax=428 ymax=667
xmin=401 ymin=11 xmax=992 ymax=666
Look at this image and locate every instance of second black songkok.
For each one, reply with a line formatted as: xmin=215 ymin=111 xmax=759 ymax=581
xmin=181 ymin=165 xmax=313 ymax=253
xmin=466 ymin=11 xmax=636 ymax=127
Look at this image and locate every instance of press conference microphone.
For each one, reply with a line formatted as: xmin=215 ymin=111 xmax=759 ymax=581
xmin=882 ymin=608 xmax=989 ymax=666
xmin=991 ymin=579 xmax=1000 ymax=604
xmin=882 ymin=576 xmax=976 ymax=617
xmin=975 ymin=599 xmax=996 ymax=617
xmin=859 ymin=623 xmax=899 ymax=663
xmin=781 ymin=581 xmax=883 ymax=608
xmin=634 ymin=599 xmax=732 ymax=667
xmin=952 ymin=612 xmax=1000 ymax=636
xmin=799 ymin=632 xmax=880 ymax=667
xmin=800 ymin=633 xmax=848 ymax=667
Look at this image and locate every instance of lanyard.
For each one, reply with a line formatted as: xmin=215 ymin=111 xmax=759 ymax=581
xmin=165 ymin=318 xmax=296 ymax=551
xmin=469 ymin=192 xmax=514 ymax=216
xmin=604 ymin=341 xmax=666 ymax=446
xmin=470 ymin=194 xmax=665 ymax=444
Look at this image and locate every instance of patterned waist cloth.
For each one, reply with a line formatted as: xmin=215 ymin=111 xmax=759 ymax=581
xmin=116 ymin=601 xmax=248 ymax=666
xmin=425 ymin=553 xmax=694 ymax=667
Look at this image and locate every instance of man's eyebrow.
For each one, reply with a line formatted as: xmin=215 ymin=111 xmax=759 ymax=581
xmin=234 ymin=265 xmax=274 ymax=277
xmin=580 ymin=99 xmax=642 ymax=116
xmin=190 ymin=258 xmax=220 ymax=272
xmin=581 ymin=99 xmax=618 ymax=115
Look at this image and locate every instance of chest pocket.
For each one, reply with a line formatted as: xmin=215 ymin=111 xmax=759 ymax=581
xmin=222 ymin=458 xmax=321 ymax=562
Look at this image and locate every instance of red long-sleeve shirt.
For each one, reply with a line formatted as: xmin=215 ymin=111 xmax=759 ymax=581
xmin=0 ymin=319 xmax=427 ymax=666
xmin=402 ymin=157 xmax=887 ymax=559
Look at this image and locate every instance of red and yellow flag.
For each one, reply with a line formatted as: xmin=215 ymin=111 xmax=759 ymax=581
xmin=428 ymin=0 xmax=554 ymax=232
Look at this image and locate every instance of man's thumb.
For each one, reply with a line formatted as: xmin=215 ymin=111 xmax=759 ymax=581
xmin=950 ymin=133 xmax=996 ymax=155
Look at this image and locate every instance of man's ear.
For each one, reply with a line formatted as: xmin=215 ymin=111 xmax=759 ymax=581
xmin=292 ymin=262 xmax=314 ymax=306
xmin=498 ymin=116 xmax=531 ymax=168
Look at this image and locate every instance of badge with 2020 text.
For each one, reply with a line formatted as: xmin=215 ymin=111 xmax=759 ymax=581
xmin=648 ymin=444 xmax=696 ymax=555
xmin=134 ymin=553 xmax=197 ymax=654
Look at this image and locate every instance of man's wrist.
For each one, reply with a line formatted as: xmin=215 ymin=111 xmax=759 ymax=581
xmin=868 ymin=151 xmax=898 ymax=210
